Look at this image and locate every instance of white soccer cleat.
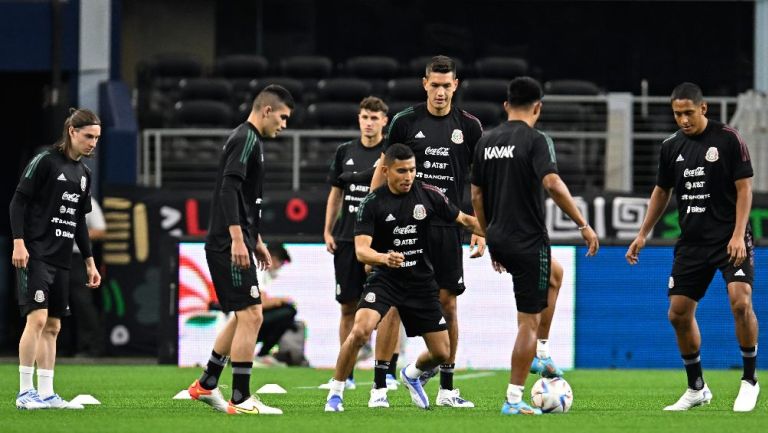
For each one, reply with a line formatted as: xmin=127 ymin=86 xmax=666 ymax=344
xmin=435 ymin=388 xmax=475 ymax=408
xmin=733 ymin=380 xmax=760 ymax=412
xmin=227 ymin=395 xmax=283 ymax=415
xmin=188 ymin=379 xmax=229 ymax=412
xmin=42 ymin=393 xmax=84 ymax=409
xmin=663 ymin=384 xmax=712 ymax=411
xmin=318 ymin=378 xmax=356 ymax=390
xmin=368 ymin=387 xmax=390 ymax=408
xmin=385 ymin=374 xmax=399 ymax=390
xmin=15 ymin=389 xmax=49 ymax=410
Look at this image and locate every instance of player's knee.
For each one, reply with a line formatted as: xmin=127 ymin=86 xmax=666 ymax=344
xmin=730 ymin=297 xmax=753 ymax=319
xmin=237 ymin=306 xmax=263 ymax=327
xmin=25 ymin=313 xmax=47 ymax=332
xmin=349 ymin=325 xmax=373 ymax=346
xmin=42 ymin=320 xmax=61 ymax=337
xmin=431 ymin=343 xmax=450 ymax=364
xmin=440 ymin=296 xmax=457 ymax=319
xmin=667 ymin=307 xmax=691 ymax=328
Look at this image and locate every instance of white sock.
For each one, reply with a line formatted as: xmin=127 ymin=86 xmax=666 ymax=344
xmin=326 ymin=379 xmax=345 ymax=399
xmin=405 ymin=363 xmax=423 ymax=380
xmin=19 ymin=365 xmax=34 ymax=392
xmin=507 ymin=384 xmax=525 ymax=404
xmin=37 ymin=369 xmax=54 ymax=398
xmin=537 ymin=339 xmax=550 ymax=359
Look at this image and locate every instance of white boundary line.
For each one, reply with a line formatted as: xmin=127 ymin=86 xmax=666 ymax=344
xmin=295 ymin=371 xmax=498 ymax=389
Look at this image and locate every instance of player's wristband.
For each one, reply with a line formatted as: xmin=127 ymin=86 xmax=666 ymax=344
xmin=577 ymin=224 xmax=589 ymax=231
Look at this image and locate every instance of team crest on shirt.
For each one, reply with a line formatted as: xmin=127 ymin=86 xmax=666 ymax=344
xmin=451 ymin=129 xmax=464 ymax=144
xmin=80 ymin=176 xmax=87 ymax=192
xmin=34 ymin=290 xmax=45 ymax=303
xmin=705 ymin=147 xmax=719 ymax=162
xmin=364 ymin=292 xmax=376 ymax=303
xmin=413 ymin=204 xmax=426 ymax=220
xmin=250 ymin=286 xmax=260 ymax=298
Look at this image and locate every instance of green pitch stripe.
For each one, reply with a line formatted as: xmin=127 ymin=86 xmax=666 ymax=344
xmin=24 ymin=151 xmax=48 ymax=179
xmin=240 ymin=130 xmax=256 ymax=164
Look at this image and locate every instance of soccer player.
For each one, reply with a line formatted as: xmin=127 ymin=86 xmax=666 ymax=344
xmin=369 ymin=55 xmax=484 ymax=407
xmin=324 ymin=144 xmax=484 ymax=412
xmin=626 ymin=82 xmax=759 ymax=412
xmin=471 ymin=77 xmax=598 ymax=415
xmin=319 ymin=96 xmax=389 ymax=390
xmin=187 ymin=85 xmax=294 ymax=415
xmin=11 ymin=108 xmax=102 ymax=410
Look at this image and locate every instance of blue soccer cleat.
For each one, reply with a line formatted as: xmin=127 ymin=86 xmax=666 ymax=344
xmin=501 ymin=400 xmax=542 ymax=415
xmin=15 ymin=389 xmax=49 ymax=410
xmin=324 ymin=395 xmax=344 ymax=412
xmin=530 ymin=356 xmax=564 ymax=378
xmin=401 ymin=367 xmax=430 ymax=409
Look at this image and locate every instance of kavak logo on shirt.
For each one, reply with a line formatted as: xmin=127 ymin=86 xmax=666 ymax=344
xmin=705 ymin=147 xmax=719 ymax=162
xmin=413 ymin=204 xmax=426 ymax=220
xmin=451 ymin=129 xmax=464 ymax=144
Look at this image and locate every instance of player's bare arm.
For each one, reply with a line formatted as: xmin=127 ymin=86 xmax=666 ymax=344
xmin=354 ymin=234 xmax=404 ymax=268
xmin=455 ymin=212 xmax=485 ymax=238
xmin=728 ymin=177 xmax=752 ymax=267
xmin=324 ymin=186 xmax=343 ymax=254
xmin=625 ymin=186 xmax=672 ymax=265
xmin=254 ymin=234 xmax=272 ymax=271
xmin=369 ymin=153 xmax=387 ymax=190
xmin=542 ymin=173 xmax=599 ymax=256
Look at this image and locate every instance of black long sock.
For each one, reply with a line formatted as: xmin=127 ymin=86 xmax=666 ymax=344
xmin=231 ymin=361 xmax=253 ymax=404
xmin=440 ymin=363 xmax=455 ymax=390
xmin=741 ymin=346 xmax=758 ymax=385
xmin=374 ymin=360 xmax=390 ymax=389
xmin=682 ymin=351 xmax=704 ymax=390
xmin=388 ymin=353 xmax=399 ymax=377
xmin=199 ymin=350 xmax=228 ymax=390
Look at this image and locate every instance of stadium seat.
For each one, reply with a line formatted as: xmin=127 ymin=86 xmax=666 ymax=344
xmin=214 ymin=54 xmax=269 ymax=79
xmin=344 ymin=56 xmax=400 ymax=79
xmin=179 ymin=78 xmax=234 ymax=103
xmin=251 ymin=77 xmax=305 ymax=103
xmin=316 ymin=78 xmax=373 ymax=102
xmin=544 ymin=79 xmax=601 ymax=95
xmin=136 ymin=53 xmax=204 ymax=128
xmin=474 ymin=56 xmax=528 ymax=79
xmin=459 ymin=101 xmax=504 ymax=128
xmin=306 ymin=102 xmax=360 ymax=129
xmin=171 ymin=100 xmax=233 ymax=128
xmin=280 ymin=56 xmax=334 ymax=78
xmin=460 ymin=78 xmax=508 ymax=103
xmin=387 ymin=78 xmax=424 ymax=102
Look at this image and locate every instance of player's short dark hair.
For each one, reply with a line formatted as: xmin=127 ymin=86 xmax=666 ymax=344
xmin=507 ymin=76 xmax=543 ymax=108
xmin=267 ymin=242 xmax=291 ymax=264
xmin=360 ymin=96 xmax=388 ymax=114
xmin=671 ymin=82 xmax=704 ymax=104
xmin=384 ymin=143 xmax=415 ymax=165
xmin=425 ymin=55 xmax=457 ymax=78
xmin=253 ymin=84 xmax=295 ymax=111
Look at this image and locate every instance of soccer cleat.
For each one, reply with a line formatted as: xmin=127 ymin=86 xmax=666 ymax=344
xmin=42 ymin=393 xmax=84 ymax=409
xmin=436 ymin=388 xmax=475 ymax=408
xmin=401 ymin=367 xmax=430 ymax=409
xmin=15 ymin=389 xmax=49 ymax=410
xmin=324 ymin=395 xmax=344 ymax=412
xmin=188 ymin=379 xmax=229 ymax=413
xmin=501 ymin=400 xmax=542 ymax=415
xmin=530 ymin=356 xmax=564 ymax=378
xmin=663 ymin=384 xmax=712 ymax=411
xmin=318 ymin=378 xmax=356 ymax=390
xmin=733 ymin=380 xmax=760 ymax=412
xmin=419 ymin=366 xmax=440 ymax=387
xmin=386 ymin=374 xmax=399 ymax=390
xmin=227 ymin=395 xmax=283 ymax=415
xmin=368 ymin=387 xmax=390 ymax=408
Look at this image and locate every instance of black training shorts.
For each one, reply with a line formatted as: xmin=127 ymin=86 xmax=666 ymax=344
xmin=489 ymin=241 xmax=551 ymax=314
xmin=358 ymin=276 xmax=447 ymax=337
xmin=17 ymin=259 xmax=71 ymax=318
xmin=428 ymin=225 xmax=466 ymax=295
xmin=333 ymin=241 xmax=367 ymax=304
xmin=206 ymin=248 xmax=262 ymax=312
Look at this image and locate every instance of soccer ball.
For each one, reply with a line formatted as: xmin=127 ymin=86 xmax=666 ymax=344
xmin=530 ymin=377 xmax=573 ymax=413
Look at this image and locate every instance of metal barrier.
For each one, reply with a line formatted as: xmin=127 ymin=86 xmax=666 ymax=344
xmin=140 ymin=94 xmax=738 ymax=192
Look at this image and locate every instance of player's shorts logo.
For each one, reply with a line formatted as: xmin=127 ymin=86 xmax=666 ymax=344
xmin=705 ymin=147 xmax=719 ymax=162
xmin=34 ymin=290 xmax=45 ymax=303
xmin=364 ymin=292 xmax=376 ymax=303
xmin=451 ymin=129 xmax=464 ymax=144
xmin=668 ymin=276 xmax=675 ymax=289
xmin=413 ymin=204 xmax=426 ymax=220
xmin=250 ymin=286 xmax=260 ymax=298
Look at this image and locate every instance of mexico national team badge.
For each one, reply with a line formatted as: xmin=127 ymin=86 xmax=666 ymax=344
xmin=413 ymin=204 xmax=426 ymax=220
xmin=34 ymin=290 xmax=45 ymax=303
xmin=364 ymin=292 xmax=376 ymax=303
xmin=451 ymin=129 xmax=464 ymax=144
xmin=80 ymin=176 xmax=87 ymax=191
xmin=705 ymin=147 xmax=719 ymax=162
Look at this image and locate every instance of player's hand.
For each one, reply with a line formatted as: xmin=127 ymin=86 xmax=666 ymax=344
xmin=364 ymin=264 xmax=373 ymax=274
xmin=382 ymin=251 xmax=405 ymax=268
xmin=625 ymin=235 xmax=646 ymax=265
xmin=581 ymin=225 xmax=599 ymax=256
xmin=324 ymin=233 xmax=337 ymax=254
xmin=86 ymin=266 xmax=101 ymax=288
xmin=253 ymin=242 xmax=272 ymax=271
xmin=231 ymin=239 xmax=251 ymax=269
xmin=11 ymin=241 xmax=29 ymax=269
xmin=469 ymin=234 xmax=486 ymax=258
xmin=727 ymin=235 xmax=747 ymax=267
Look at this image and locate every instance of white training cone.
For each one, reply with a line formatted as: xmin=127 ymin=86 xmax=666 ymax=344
xmin=256 ymin=384 xmax=287 ymax=394
xmin=71 ymin=394 xmax=101 ymax=405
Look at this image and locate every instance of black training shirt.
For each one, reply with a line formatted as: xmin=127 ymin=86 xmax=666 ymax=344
xmin=471 ymin=121 xmax=558 ymax=253
xmin=657 ymin=119 xmax=753 ymax=245
xmin=13 ymin=150 xmax=93 ymax=268
xmin=354 ymin=180 xmax=460 ymax=290
xmin=385 ymin=103 xmax=482 ymax=225
xmin=327 ymin=138 xmax=384 ymax=241
xmin=206 ymin=122 xmax=265 ymax=252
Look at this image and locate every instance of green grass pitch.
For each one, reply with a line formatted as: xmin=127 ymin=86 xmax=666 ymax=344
xmin=1 ymin=364 xmax=764 ymax=433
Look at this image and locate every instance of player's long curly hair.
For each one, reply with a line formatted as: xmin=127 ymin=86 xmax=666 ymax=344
xmin=55 ymin=108 xmax=101 ymax=154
